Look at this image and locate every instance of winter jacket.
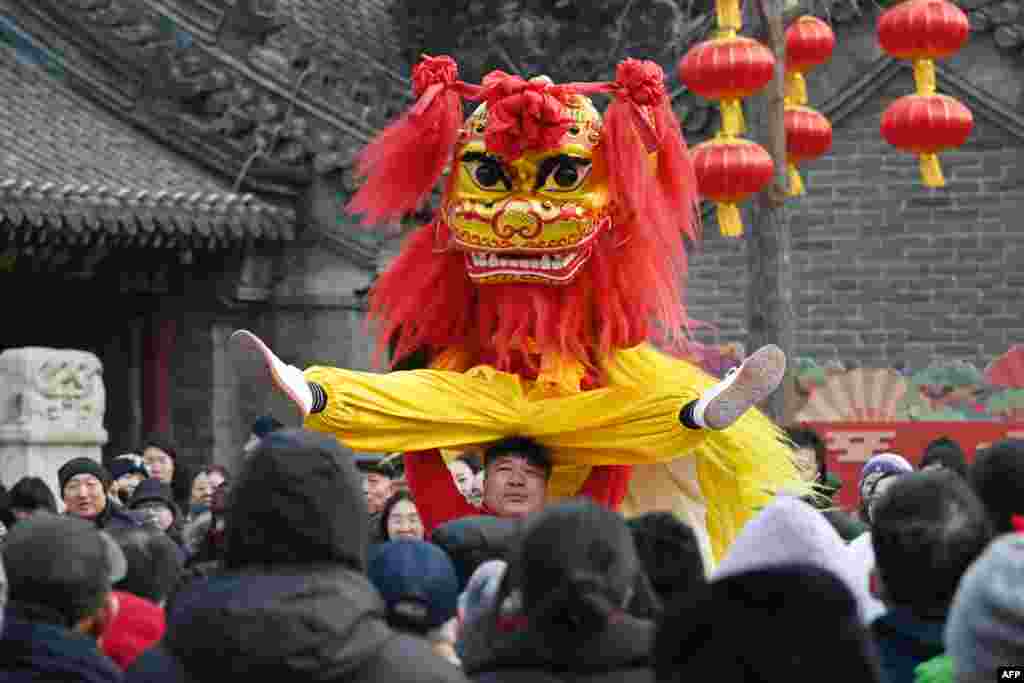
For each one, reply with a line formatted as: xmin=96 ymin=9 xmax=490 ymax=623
xmin=467 ymin=613 xmax=656 ymax=683
xmin=125 ymin=566 xmax=468 ymax=683
xmin=0 ymin=608 xmax=123 ymax=683
xmin=128 ymin=429 xmax=468 ymax=683
xmin=871 ymin=608 xmax=946 ymax=683
xmin=79 ymin=501 xmax=144 ymax=533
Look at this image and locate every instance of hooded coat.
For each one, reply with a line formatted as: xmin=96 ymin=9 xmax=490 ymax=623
xmin=0 ymin=606 xmax=123 ymax=683
xmin=86 ymin=499 xmax=145 ymax=534
xmin=124 ymin=429 xmax=468 ymax=683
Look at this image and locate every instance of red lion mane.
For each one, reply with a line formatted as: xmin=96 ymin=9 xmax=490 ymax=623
xmin=369 ymin=212 xmax=699 ymax=373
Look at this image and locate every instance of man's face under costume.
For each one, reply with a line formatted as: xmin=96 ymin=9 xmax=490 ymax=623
xmin=444 ymin=95 xmax=611 ymax=285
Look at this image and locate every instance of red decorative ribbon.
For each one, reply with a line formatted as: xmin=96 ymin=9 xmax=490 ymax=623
xmin=409 ymin=55 xmax=483 ymax=117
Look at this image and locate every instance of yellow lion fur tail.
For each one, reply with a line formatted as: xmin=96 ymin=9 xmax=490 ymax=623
xmin=607 ymin=344 xmax=812 ymax=567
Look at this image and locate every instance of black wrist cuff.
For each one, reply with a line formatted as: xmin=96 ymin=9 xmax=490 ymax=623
xmin=679 ymin=400 xmax=701 ymax=430
xmin=309 ymin=382 xmax=327 ymax=414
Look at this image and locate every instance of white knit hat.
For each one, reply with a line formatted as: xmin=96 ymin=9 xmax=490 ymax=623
xmin=713 ymin=495 xmax=879 ymax=624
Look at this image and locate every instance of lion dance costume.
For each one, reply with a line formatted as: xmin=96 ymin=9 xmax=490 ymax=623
xmin=233 ymin=55 xmax=806 ymax=566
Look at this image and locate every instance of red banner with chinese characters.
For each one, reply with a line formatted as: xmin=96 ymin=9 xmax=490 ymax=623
xmin=800 ymin=422 xmax=1024 ymax=512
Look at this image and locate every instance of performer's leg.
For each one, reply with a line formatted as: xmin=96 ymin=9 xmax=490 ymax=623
xmin=684 ymin=344 xmax=786 ymax=431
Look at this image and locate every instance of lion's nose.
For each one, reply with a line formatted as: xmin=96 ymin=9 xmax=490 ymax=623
xmin=493 ymin=203 xmax=542 ymax=239
xmin=508 ymin=159 xmax=537 ymax=190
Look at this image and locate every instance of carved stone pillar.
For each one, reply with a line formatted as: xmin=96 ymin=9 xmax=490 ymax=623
xmin=0 ymin=348 xmax=108 ymax=504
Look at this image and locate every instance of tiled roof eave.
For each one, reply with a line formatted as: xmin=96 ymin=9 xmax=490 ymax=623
xmin=0 ymin=179 xmax=296 ymax=248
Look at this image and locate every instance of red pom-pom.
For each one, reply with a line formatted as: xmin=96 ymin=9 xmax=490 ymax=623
xmin=412 ymin=55 xmax=458 ymax=98
xmin=614 ymin=59 xmax=667 ymax=107
xmin=481 ymin=72 xmax=572 ymax=159
xmin=1012 ymin=514 xmax=1024 ymax=533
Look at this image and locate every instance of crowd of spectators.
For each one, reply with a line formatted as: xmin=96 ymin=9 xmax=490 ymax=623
xmin=2 ymin=415 xmax=1024 ymax=683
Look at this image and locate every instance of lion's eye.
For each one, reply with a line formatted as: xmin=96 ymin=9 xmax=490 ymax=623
xmin=540 ymin=158 xmax=591 ymax=192
xmin=474 ymin=163 xmax=503 ymax=188
xmin=553 ymin=163 xmax=579 ymax=188
xmin=463 ymin=157 xmax=511 ymax=191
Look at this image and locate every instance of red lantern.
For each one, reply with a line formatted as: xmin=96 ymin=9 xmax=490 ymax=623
xmin=878 ymin=0 xmax=969 ymax=63
xmin=785 ymin=16 xmax=835 ymax=106
xmin=678 ymin=36 xmax=776 ymax=135
xmin=693 ymin=137 xmax=775 ymax=236
xmin=881 ymin=94 xmax=973 ymax=187
xmin=785 ymin=106 xmax=833 ymax=196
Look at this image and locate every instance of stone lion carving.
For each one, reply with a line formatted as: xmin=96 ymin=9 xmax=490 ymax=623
xmin=0 ymin=348 xmax=106 ymax=432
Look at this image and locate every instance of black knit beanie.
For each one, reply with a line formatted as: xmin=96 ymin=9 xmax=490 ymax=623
xmin=224 ymin=429 xmax=368 ymax=572
xmin=58 ymin=458 xmax=112 ymax=496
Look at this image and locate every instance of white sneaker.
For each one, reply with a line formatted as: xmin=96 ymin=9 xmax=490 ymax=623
xmin=230 ymin=330 xmax=313 ymax=418
xmin=692 ymin=344 xmax=787 ymax=430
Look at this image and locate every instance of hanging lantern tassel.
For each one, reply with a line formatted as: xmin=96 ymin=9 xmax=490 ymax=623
xmin=716 ymin=0 xmax=742 ymax=35
xmin=919 ymin=153 xmax=945 ymax=187
xmin=913 ymin=59 xmax=936 ymax=96
xmin=716 ymin=202 xmax=744 ymax=236
xmin=785 ymin=72 xmax=807 ymax=106
xmin=720 ymin=99 xmax=746 ymax=136
xmin=787 ymin=163 xmax=805 ymax=196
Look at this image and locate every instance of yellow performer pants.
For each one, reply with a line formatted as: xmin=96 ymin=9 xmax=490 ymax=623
xmin=303 ymin=343 xmax=804 ymax=564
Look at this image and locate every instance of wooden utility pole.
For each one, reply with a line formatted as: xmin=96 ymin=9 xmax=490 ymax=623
xmin=745 ymin=0 xmax=794 ymax=423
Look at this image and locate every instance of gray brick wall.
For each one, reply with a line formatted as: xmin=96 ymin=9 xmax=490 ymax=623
xmin=687 ymin=68 xmax=1024 ymax=370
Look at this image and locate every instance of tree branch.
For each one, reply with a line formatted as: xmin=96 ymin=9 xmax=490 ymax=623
xmin=756 ymin=0 xmax=789 ymax=206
